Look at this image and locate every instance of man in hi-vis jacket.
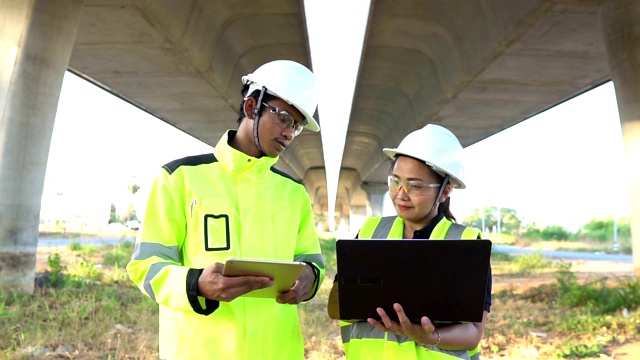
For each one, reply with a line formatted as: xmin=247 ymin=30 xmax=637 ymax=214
xmin=127 ymin=60 xmax=325 ymax=360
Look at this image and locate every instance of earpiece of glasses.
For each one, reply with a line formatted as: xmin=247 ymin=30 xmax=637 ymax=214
xmin=387 ymin=175 xmax=441 ymax=196
xmin=262 ymin=103 xmax=307 ymax=136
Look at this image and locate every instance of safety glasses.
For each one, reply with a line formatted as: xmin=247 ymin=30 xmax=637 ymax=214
xmin=262 ymin=103 xmax=307 ymax=136
xmin=388 ymin=175 xmax=441 ymax=196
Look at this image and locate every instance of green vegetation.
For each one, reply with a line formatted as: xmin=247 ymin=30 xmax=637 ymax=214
xmin=464 ymin=207 xmax=632 ymax=254
xmin=2 ymin=236 xmax=639 ymax=359
xmin=1 ymin=241 xmax=158 ymax=359
xmin=490 ymin=253 xmax=640 ymax=359
xmin=491 ymin=252 xmax=555 ymax=275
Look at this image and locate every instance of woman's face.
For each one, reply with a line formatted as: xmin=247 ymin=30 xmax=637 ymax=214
xmin=389 ymin=156 xmax=449 ymax=226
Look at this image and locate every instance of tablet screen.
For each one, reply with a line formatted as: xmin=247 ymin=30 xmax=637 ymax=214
xmin=222 ymin=259 xmax=306 ymax=298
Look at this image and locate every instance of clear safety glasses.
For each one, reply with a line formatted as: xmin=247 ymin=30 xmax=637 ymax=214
xmin=262 ymin=103 xmax=307 ymax=136
xmin=387 ymin=175 xmax=441 ymax=197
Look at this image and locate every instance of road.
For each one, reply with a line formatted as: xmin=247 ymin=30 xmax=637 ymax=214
xmin=493 ymin=244 xmax=632 ymax=262
xmin=37 ymin=237 xmax=633 ymax=263
xmin=38 ymin=237 xmax=135 ymax=247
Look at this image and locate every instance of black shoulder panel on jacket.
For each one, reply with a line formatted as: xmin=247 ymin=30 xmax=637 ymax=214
xmin=270 ymin=166 xmax=302 ymax=184
xmin=162 ymin=153 xmax=217 ymax=175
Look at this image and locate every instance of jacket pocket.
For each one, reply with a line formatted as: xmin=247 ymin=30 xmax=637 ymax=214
xmin=204 ymin=213 xmax=230 ymax=251
xmin=187 ymin=198 xmax=232 ymax=253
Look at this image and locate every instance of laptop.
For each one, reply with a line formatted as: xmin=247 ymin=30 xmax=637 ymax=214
xmin=336 ymin=239 xmax=492 ymax=324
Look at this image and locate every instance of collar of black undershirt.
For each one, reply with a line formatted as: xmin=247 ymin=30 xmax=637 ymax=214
xmin=227 ymin=130 xmax=237 ymax=143
xmin=412 ymin=212 xmax=445 ymax=239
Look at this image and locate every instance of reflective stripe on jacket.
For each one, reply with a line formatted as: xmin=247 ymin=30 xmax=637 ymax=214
xmin=127 ymin=130 xmax=325 ymax=359
xmin=341 ymin=216 xmax=481 ymax=360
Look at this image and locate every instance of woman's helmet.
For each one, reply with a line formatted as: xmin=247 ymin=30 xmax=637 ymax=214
xmin=383 ymin=124 xmax=466 ymax=189
xmin=242 ymin=60 xmax=320 ymax=132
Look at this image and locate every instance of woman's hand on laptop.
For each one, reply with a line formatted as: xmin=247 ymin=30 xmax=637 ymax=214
xmin=367 ymin=303 xmax=438 ymax=346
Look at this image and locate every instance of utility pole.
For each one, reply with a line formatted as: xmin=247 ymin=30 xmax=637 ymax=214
xmin=497 ymin=206 xmax=501 ymax=243
xmin=613 ymin=214 xmax=619 ymax=253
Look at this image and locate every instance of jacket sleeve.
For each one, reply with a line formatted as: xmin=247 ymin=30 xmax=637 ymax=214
xmin=126 ymin=168 xmax=201 ymax=312
xmin=293 ymin=189 xmax=325 ymax=301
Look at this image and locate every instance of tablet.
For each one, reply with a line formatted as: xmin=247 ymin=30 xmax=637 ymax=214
xmin=222 ymin=258 xmax=307 ymax=298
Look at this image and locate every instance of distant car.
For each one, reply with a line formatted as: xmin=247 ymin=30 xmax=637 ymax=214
xmin=126 ymin=220 xmax=140 ymax=231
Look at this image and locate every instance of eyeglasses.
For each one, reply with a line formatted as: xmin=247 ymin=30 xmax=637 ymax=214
xmin=387 ymin=175 xmax=441 ymax=196
xmin=262 ymin=103 xmax=307 ymax=136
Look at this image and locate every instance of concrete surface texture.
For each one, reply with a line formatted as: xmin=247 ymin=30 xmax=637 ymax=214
xmin=62 ymin=0 xmax=618 ymax=216
xmin=2 ymin=0 xmax=640 ymax=293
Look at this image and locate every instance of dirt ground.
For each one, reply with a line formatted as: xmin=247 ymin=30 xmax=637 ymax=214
xmin=493 ymin=259 xmax=640 ymax=360
xmin=493 ymin=259 xmax=637 ymax=294
xmin=35 ymin=248 xmax=640 ymax=359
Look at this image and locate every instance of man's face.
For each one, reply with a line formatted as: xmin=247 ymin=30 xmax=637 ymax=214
xmin=257 ymin=98 xmax=305 ymax=157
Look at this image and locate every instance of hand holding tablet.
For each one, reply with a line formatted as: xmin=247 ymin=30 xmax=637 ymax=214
xmin=222 ymin=259 xmax=306 ymax=298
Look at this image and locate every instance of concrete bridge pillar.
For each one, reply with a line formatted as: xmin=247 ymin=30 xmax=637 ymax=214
xmin=361 ymin=183 xmax=388 ymax=217
xmin=601 ymin=0 xmax=640 ymax=276
xmin=0 ymin=0 xmax=83 ymax=293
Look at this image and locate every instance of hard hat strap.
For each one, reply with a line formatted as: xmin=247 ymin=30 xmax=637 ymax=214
xmin=252 ymin=86 xmax=267 ymax=155
xmin=427 ymin=175 xmax=450 ymax=217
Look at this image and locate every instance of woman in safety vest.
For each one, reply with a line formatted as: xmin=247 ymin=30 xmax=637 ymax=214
xmin=328 ymin=124 xmax=491 ymax=360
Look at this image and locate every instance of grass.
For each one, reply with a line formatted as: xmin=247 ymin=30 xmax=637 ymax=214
xmin=1 ymin=237 xmax=640 ymax=359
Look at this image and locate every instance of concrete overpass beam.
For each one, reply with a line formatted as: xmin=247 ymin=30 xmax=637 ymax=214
xmin=361 ymin=183 xmax=388 ymax=217
xmin=0 ymin=0 xmax=83 ymax=293
xmin=601 ymin=0 xmax=640 ymax=275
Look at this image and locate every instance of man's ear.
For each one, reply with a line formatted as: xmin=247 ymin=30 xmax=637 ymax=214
xmin=243 ymin=97 xmax=257 ymax=120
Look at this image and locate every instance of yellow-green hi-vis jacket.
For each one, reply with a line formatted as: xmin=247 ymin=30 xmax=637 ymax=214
xmin=127 ymin=130 xmax=325 ymax=360
xmin=340 ymin=216 xmax=482 ymax=360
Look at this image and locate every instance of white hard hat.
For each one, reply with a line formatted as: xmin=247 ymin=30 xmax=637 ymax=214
xmin=383 ymin=124 xmax=466 ymax=189
xmin=242 ymin=60 xmax=319 ymax=132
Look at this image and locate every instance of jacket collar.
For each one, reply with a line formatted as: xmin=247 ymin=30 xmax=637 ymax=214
xmin=214 ymin=130 xmax=278 ymax=173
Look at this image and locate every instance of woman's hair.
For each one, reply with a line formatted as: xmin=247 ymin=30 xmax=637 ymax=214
xmin=237 ymin=84 xmax=277 ymax=125
xmin=389 ymin=156 xmax=457 ymax=223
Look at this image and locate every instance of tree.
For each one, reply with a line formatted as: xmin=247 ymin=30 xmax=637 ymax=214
xmin=462 ymin=206 xmax=521 ymax=234
xmin=122 ymin=178 xmax=140 ymax=223
xmin=522 ymin=224 xmax=572 ymax=241
xmin=109 ymin=203 xmax=119 ymax=224
xmin=128 ymin=182 xmax=140 ymax=195
xmin=577 ymin=217 xmax=631 ymax=242
xmin=501 ymin=213 xmax=521 ymax=234
xmin=122 ymin=204 xmax=138 ymax=223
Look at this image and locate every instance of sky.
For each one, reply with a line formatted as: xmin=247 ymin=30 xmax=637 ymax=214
xmin=452 ymin=81 xmax=631 ymax=228
xmin=41 ymin=1 xmax=632 ymax=230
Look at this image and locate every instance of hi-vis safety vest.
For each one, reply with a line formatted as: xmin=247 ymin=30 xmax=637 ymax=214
xmin=127 ymin=131 xmax=325 ymax=360
xmin=340 ymin=216 xmax=482 ymax=360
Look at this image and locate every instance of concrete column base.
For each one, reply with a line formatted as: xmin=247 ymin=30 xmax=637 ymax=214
xmin=0 ymin=250 xmax=37 ymax=293
xmin=361 ymin=183 xmax=389 ymax=217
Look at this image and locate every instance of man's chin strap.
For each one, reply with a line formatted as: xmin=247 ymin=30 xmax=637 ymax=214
xmin=427 ymin=174 xmax=450 ymax=218
xmin=252 ymin=86 xmax=267 ymax=156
